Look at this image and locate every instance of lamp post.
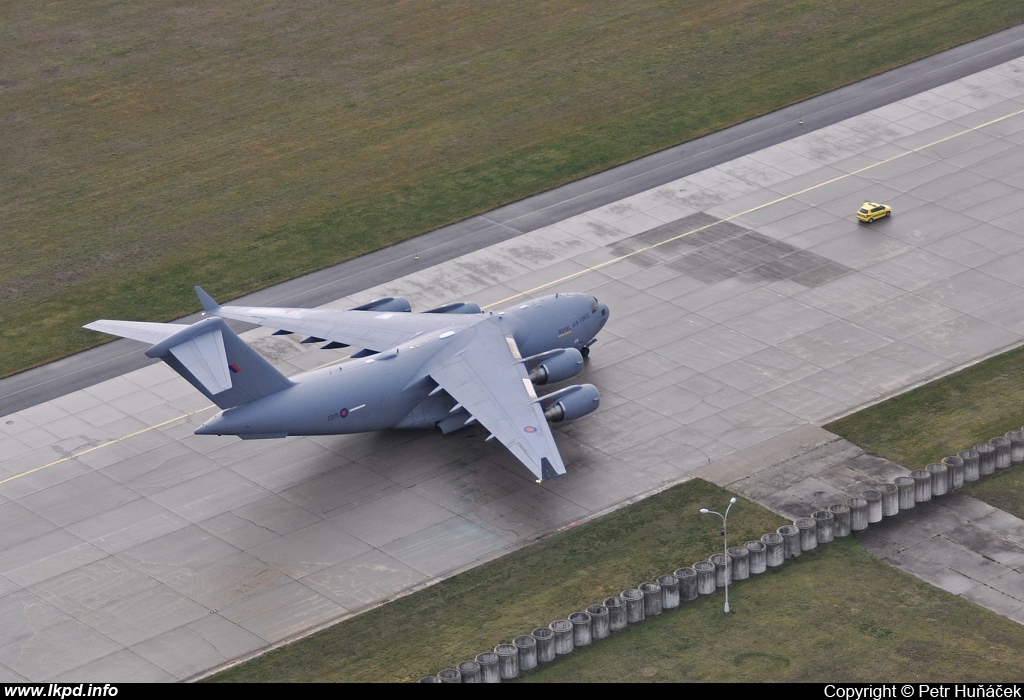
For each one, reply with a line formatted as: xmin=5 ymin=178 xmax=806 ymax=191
xmin=700 ymin=497 xmax=737 ymax=613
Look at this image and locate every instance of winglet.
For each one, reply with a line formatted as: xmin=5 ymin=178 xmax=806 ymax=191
xmin=195 ymin=286 xmax=221 ymax=315
xmin=540 ymin=458 xmax=561 ymax=481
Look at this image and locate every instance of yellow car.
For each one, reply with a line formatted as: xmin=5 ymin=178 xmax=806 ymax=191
xmin=857 ymin=202 xmax=891 ymax=223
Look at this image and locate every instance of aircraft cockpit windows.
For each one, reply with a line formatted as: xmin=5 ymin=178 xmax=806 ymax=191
xmin=590 ymin=297 xmax=599 ymax=313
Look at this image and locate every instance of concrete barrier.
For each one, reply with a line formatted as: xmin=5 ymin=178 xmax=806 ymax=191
xmin=550 ymin=620 xmax=574 ymax=656
xmin=990 ymin=436 xmax=1011 ymax=470
xmin=761 ymin=533 xmax=785 ymax=567
xmin=862 ymin=490 xmax=882 ymax=523
xmin=603 ymin=596 xmax=626 ymax=632
xmin=458 ymin=660 xmax=482 ymax=683
xmin=795 ymin=517 xmax=817 ymax=552
xmin=694 ymin=561 xmax=717 ymax=594
xmin=1006 ymin=430 xmax=1024 ymax=464
xmin=675 ymin=568 xmax=698 ymax=602
xmin=728 ymin=546 xmax=750 ymax=581
xmin=477 ymin=652 xmax=500 ymax=683
xmin=960 ymin=449 xmax=980 ymax=482
xmin=812 ymin=509 xmax=834 ymax=543
xmin=895 ymin=476 xmax=915 ymax=509
xmin=639 ymin=582 xmax=662 ymax=617
xmin=745 ymin=541 xmax=767 ymax=574
xmin=828 ymin=503 xmax=851 ymax=537
xmin=587 ymin=604 xmax=610 ymax=640
xmin=709 ymin=552 xmax=732 ymax=585
xmin=569 ymin=612 xmax=592 ymax=647
xmin=848 ymin=497 xmax=869 ymax=532
xmin=976 ymin=443 xmax=996 ymax=476
xmin=942 ymin=456 xmax=964 ymax=490
xmin=621 ymin=588 xmax=645 ymax=623
xmin=777 ymin=524 xmax=800 ymax=558
xmin=911 ymin=469 xmax=932 ymax=503
xmin=495 ymin=643 xmax=519 ymax=680
xmin=418 ymin=675 xmax=442 ymax=683
xmin=514 ymin=635 xmax=537 ymax=672
xmin=438 ymin=668 xmax=461 ymax=683
xmin=877 ymin=483 xmax=898 ymax=517
xmin=658 ymin=574 xmax=680 ymax=610
xmin=532 ymin=627 xmax=555 ymax=663
xmin=927 ymin=463 xmax=948 ymax=496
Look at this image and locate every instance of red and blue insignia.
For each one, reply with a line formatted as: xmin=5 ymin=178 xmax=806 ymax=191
xmin=340 ymin=408 xmax=349 ymax=418
xmin=229 ymin=364 xmax=242 ymax=373
xmin=523 ymin=425 xmax=537 ymax=433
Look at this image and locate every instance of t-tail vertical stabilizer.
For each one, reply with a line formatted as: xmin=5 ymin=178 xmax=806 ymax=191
xmin=84 ymin=316 xmax=293 ymax=409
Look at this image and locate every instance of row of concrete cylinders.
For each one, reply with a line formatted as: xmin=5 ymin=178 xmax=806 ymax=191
xmin=770 ymin=429 xmax=1024 ymax=563
xmin=421 ymin=429 xmax=1024 ymax=682
xmin=420 ymin=547 xmax=774 ymax=682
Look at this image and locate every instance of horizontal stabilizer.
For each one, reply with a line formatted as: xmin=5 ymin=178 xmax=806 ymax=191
xmin=86 ymin=316 xmax=293 ymax=410
xmin=84 ymin=320 xmax=189 ymax=346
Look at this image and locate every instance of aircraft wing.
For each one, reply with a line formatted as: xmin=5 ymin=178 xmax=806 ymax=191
xmin=425 ymin=320 xmax=566 ymax=482
xmin=211 ymin=304 xmax=471 ymax=352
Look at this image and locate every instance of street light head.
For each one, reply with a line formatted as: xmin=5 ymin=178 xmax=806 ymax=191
xmin=700 ymin=508 xmax=709 ymax=514
xmin=729 ymin=497 xmax=737 ymax=504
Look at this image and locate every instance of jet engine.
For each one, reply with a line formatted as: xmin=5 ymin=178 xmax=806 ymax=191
xmin=350 ymin=297 xmax=412 ymax=312
xmin=525 ymin=347 xmax=584 ymax=385
xmin=423 ymin=301 xmax=482 ymax=314
xmin=540 ymin=383 xmax=600 ymax=423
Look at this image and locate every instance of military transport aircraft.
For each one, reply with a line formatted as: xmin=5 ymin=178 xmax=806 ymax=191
xmin=85 ymin=287 xmax=609 ymax=482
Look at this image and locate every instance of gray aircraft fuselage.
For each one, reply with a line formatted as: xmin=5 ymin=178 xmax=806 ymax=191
xmin=195 ymin=293 xmax=609 ymax=438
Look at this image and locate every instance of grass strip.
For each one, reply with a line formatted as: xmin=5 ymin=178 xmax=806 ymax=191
xmin=4 ymin=1 xmax=1024 ymax=377
xmin=518 ymin=538 xmax=1024 ymax=683
xmin=209 ymin=478 xmax=1024 ymax=682
xmin=826 ymin=345 xmax=1024 ymax=519
xmin=208 ymin=479 xmax=785 ymax=682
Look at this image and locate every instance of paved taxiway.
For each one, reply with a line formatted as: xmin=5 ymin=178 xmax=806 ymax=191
xmin=5 ymin=25 xmax=1024 ymax=415
xmin=7 ymin=43 xmax=1024 ymax=681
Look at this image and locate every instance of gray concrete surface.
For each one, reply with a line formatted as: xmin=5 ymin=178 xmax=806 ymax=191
xmin=5 ymin=24 xmax=1024 ymax=415
xmin=698 ymin=424 xmax=1024 ymax=628
xmin=6 ymin=55 xmax=1024 ymax=681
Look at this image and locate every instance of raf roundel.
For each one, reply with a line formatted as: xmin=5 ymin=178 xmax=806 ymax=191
xmin=523 ymin=425 xmax=537 ymax=433
xmin=340 ymin=408 xmax=349 ymax=418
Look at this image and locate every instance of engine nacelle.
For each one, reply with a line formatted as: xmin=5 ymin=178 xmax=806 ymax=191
xmin=423 ymin=301 xmax=482 ymax=315
xmin=541 ymin=383 xmax=600 ymax=423
xmin=349 ymin=296 xmax=412 ymax=313
xmin=526 ymin=347 xmax=584 ymax=385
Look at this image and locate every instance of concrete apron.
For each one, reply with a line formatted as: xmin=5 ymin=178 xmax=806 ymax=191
xmin=694 ymin=424 xmax=1024 ymax=626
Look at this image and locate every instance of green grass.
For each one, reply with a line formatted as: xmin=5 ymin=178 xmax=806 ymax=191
xmin=209 ymin=479 xmax=787 ymax=682
xmin=4 ymin=1 xmax=1024 ymax=377
xmin=521 ymin=539 xmax=1024 ymax=683
xmin=826 ymin=345 xmax=1024 ymax=520
xmin=825 ymin=345 xmax=1024 ymax=471
xmin=208 ymin=478 xmax=1024 ymax=682
xmin=962 ymin=468 xmax=1024 ymax=521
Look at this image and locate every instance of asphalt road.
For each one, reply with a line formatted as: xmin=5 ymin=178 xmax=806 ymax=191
xmin=4 ymin=23 xmax=1024 ymax=416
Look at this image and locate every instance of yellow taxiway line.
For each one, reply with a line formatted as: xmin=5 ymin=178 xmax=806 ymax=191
xmin=484 ymin=106 xmax=1024 ymax=309
xmin=3 ymin=107 xmax=1023 ymax=488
